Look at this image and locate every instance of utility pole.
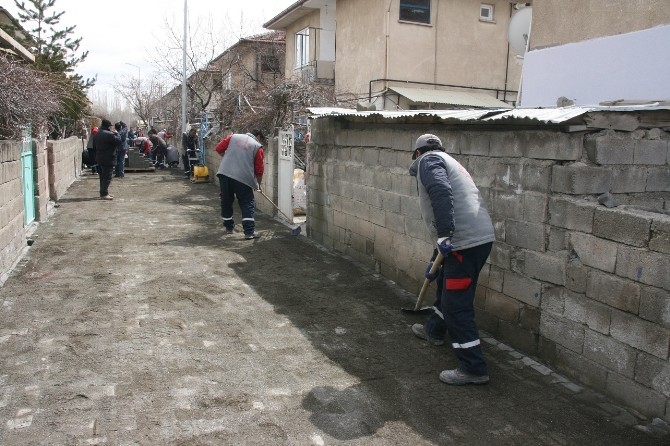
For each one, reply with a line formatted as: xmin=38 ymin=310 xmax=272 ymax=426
xmin=181 ymin=0 xmax=188 ymax=135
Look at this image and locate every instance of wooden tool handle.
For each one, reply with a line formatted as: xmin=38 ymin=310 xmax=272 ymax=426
xmin=414 ymin=251 xmax=444 ymax=311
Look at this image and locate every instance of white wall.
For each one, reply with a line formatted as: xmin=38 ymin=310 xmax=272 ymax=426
xmin=520 ymin=24 xmax=670 ymax=107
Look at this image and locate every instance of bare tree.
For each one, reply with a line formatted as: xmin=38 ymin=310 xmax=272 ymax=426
xmin=113 ymin=75 xmax=165 ymax=131
xmin=0 ymin=53 xmax=62 ymax=139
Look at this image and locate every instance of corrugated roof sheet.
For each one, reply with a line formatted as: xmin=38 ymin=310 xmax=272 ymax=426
xmin=308 ymin=103 xmax=670 ymax=125
xmin=389 ymin=86 xmax=512 ymax=109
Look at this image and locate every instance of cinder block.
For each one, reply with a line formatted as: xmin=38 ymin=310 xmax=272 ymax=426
xmin=593 ymin=207 xmax=653 ymax=248
xmin=586 ymin=270 xmax=640 ymax=313
xmin=585 ymin=136 xmax=635 ymax=165
xmin=566 ymin=258 xmax=588 ymax=293
xmin=523 ymin=192 xmax=548 ymax=223
xmin=490 ymin=242 xmax=512 ymax=269
xmin=616 ymin=246 xmax=670 ymax=291
xmin=540 ymin=313 xmax=585 ymax=353
xmin=372 ymin=170 xmax=392 ymax=191
xmin=505 ymin=220 xmax=546 ymax=251
xmin=498 ymin=321 xmax=539 ymax=355
xmin=585 ymin=299 xmax=611 ymax=334
xmin=489 ymin=132 xmax=524 ymax=157
xmin=551 ymin=164 xmax=612 ymax=194
xmin=391 ymin=173 xmax=414 ymax=196
xmin=369 ymin=206 xmax=386 ymax=227
xmin=650 ymin=216 xmax=670 ymax=254
xmin=549 ymin=197 xmax=596 ymax=232
xmin=400 ymin=195 xmax=421 ymax=216
xmin=494 ymin=160 xmax=553 ymax=193
xmin=466 ymin=157 xmax=497 ymax=188
xmin=606 ymin=372 xmax=667 ymax=418
xmin=381 ymin=192 xmax=402 ymax=214
xmin=635 ymin=139 xmax=668 ymax=165
xmin=553 ymin=345 xmax=608 ymax=391
xmin=584 ymin=330 xmax=636 ymax=377
xmin=520 ymin=305 xmax=541 ymax=332
xmin=639 ymin=285 xmax=670 ymax=329
xmin=363 ymin=147 xmax=380 ymax=165
xmin=503 ymin=271 xmax=542 ymax=307
xmin=524 ymin=250 xmax=567 ymax=285
xmin=489 ymin=190 xmax=524 ymax=220
xmin=365 ymin=187 xmax=383 ymax=208
xmin=405 ymin=217 xmax=427 ymax=241
xmin=488 ymin=265 xmax=504 ymax=292
xmin=524 ymin=131 xmax=583 ymax=161
xmin=548 ymin=227 xmax=569 ymax=252
xmin=610 ymin=166 xmax=647 ymax=193
xmin=484 ymin=290 xmax=521 ymax=322
xmin=385 ymin=211 xmax=406 ymax=235
xmin=647 ymin=167 xmax=670 ymax=192
xmin=540 ymin=285 xmax=565 ymax=315
xmin=635 ymin=352 xmax=670 ymax=397
xmin=610 ymin=310 xmax=670 ymax=359
xmin=563 ymin=290 xmax=587 ymax=324
xmin=457 ymin=132 xmax=491 ymax=156
xmin=569 ymin=232 xmax=618 ymax=272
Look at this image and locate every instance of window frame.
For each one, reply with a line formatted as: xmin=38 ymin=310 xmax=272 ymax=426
xmin=480 ymin=4 xmax=495 ymax=22
xmin=399 ymin=0 xmax=431 ymax=25
xmin=295 ymin=28 xmax=310 ymax=68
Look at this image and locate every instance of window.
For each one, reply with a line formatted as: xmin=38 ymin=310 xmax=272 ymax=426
xmin=480 ymin=4 xmax=494 ymax=22
xmin=400 ymin=0 xmax=431 ymax=24
xmin=295 ymin=28 xmax=309 ymax=68
xmin=224 ymin=71 xmax=232 ymax=91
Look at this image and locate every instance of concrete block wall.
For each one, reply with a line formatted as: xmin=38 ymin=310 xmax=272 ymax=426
xmin=307 ymin=116 xmax=670 ymax=420
xmin=0 ymin=140 xmax=27 ymax=279
xmin=46 ymin=137 xmax=83 ymax=201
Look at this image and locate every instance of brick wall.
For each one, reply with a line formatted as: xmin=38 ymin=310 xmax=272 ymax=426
xmin=306 ymin=115 xmax=670 ymax=420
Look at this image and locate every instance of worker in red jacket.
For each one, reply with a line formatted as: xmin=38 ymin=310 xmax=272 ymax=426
xmin=214 ymin=129 xmax=265 ymax=240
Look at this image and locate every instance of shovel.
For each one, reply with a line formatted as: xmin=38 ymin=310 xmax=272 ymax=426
xmin=401 ymin=251 xmax=443 ymax=313
xmin=257 ymin=190 xmax=302 ymax=236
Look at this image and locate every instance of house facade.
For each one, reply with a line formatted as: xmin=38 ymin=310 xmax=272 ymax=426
xmin=519 ymin=0 xmax=670 ymax=106
xmin=264 ymin=0 xmax=522 ymax=110
xmin=159 ymin=31 xmax=285 ymax=140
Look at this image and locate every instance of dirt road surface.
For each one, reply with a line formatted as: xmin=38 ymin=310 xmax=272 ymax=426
xmin=0 ymin=170 xmax=667 ymax=445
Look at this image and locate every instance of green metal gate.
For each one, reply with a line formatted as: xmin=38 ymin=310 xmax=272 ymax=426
xmin=20 ymin=125 xmax=35 ymax=225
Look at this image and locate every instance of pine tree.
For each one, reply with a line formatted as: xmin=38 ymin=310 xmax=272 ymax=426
xmin=10 ymin=0 xmax=95 ymax=138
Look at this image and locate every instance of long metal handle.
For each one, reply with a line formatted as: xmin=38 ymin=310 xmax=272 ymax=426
xmin=258 ymin=190 xmax=293 ymax=222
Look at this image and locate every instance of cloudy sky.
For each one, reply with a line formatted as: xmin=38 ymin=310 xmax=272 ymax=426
xmin=4 ymin=0 xmax=296 ymax=97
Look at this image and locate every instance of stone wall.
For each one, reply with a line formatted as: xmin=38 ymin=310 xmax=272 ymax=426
xmin=306 ymin=114 xmax=670 ymax=420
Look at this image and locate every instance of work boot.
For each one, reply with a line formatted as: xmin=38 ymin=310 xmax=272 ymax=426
xmin=100 ymin=195 xmax=113 ymax=200
xmin=244 ymin=232 xmax=259 ymax=240
xmin=411 ymin=323 xmax=444 ymax=346
xmin=439 ymin=368 xmax=489 ymax=385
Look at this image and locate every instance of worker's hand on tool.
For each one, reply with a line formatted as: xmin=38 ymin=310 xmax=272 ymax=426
xmin=436 ymin=237 xmax=453 ymax=256
xmin=424 ymin=262 xmax=438 ymax=283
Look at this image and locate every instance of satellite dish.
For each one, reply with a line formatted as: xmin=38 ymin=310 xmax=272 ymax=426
xmin=508 ymin=7 xmax=532 ymax=56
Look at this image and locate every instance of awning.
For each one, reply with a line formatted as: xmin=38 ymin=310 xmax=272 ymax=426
xmin=388 ymin=86 xmax=512 ymax=109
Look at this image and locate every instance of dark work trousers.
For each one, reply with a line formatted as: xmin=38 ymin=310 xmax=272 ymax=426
xmin=424 ymin=242 xmax=493 ymax=376
xmin=98 ymin=165 xmax=114 ymax=197
xmin=218 ymin=174 xmax=255 ymax=235
xmin=115 ymin=148 xmax=126 ymax=176
xmin=87 ymin=148 xmax=98 ymax=173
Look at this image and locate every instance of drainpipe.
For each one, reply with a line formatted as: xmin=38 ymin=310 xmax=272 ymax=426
xmin=433 ymin=0 xmax=439 ymax=85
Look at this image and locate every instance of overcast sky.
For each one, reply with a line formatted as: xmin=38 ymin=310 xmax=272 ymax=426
xmin=4 ymin=0 xmax=295 ymax=98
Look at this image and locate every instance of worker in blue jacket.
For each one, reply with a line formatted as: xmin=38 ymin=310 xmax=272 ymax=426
xmin=409 ymin=134 xmax=495 ymax=385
